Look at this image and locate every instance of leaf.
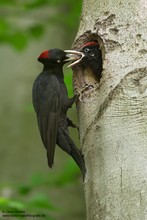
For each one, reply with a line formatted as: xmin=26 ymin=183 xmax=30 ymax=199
xmin=8 ymin=200 xmax=25 ymax=210
xmin=24 ymin=0 xmax=48 ymax=9
xmin=17 ymin=184 xmax=32 ymax=195
xmin=54 ymin=160 xmax=79 ymax=186
xmin=29 ymin=194 xmax=55 ymax=210
xmin=0 ymin=197 xmax=9 ymax=206
xmin=8 ymin=32 xmax=28 ymax=50
xmin=30 ymin=172 xmax=45 ymax=186
xmin=29 ymin=25 xmax=44 ymax=38
xmin=0 ymin=0 xmax=15 ymax=5
xmin=0 ymin=197 xmax=25 ymax=210
xmin=0 ymin=19 xmax=9 ymax=35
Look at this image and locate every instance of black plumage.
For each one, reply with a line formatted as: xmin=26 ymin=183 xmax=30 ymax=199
xmin=80 ymin=42 xmax=102 ymax=82
xmin=32 ymin=49 xmax=86 ymax=179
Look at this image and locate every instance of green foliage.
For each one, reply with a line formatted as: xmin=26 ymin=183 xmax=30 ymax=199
xmin=8 ymin=32 xmax=28 ymax=50
xmin=0 ymin=1 xmax=82 ymax=217
xmin=25 ymin=0 xmax=49 ymax=9
xmin=0 ymin=196 xmax=54 ymax=219
xmin=29 ymin=159 xmax=80 ymax=187
xmin=64 ymin=70 xmax=74 ymax=97
xmin=54 ymin=160 xmax=79 ymax=186
xmin=0 ymin=0 xmax=82 ymax=50
xmin=0 ymin=160 xmax=80 ymax=219
xmin=0 ymin=0 xmax=15 ymax=5
xmin=28 ymin=25 xmax=44 ymax=38
xmin=29 ymin=193 xmax=55 ymax=210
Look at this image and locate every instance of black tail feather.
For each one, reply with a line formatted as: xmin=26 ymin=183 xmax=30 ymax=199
xmin=70 ymin=145 xmax=86 ymax=180
xmin=64 ymin=132 xmax=86 ymax=180
xmin=57 ymin=128 xmax=86 ymax=180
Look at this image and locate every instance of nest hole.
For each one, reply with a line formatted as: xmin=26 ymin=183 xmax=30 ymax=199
xmin=72 ymin=32 xmax=105 ymax=96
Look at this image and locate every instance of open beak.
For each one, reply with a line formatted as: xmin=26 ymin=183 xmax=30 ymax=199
xmin=64 ymin=50 xmax=85 ymax=67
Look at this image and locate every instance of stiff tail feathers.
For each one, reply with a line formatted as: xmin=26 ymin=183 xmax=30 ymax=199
xmin=64 ymin=132 xmax=86 ymax=180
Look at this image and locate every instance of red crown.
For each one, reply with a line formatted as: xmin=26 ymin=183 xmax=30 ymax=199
xmin=82 ymin=41 xmax=98 ymax=48
xmin=38 ymin=50 xmax=49 ymax=59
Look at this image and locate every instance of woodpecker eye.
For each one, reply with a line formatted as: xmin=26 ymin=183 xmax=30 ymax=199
xmin=84 ymin=48 xmax=90 ymax=53
xmin=57 ymin=59 xmax=61 ymax=63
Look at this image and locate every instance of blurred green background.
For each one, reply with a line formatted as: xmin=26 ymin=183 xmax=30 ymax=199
xmin=0 ymin=1 xmax=86 ymax=219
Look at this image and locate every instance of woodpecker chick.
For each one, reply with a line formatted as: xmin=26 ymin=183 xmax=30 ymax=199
xmin=32 ymin=48 xmax=86 ymax=179
xmin=69 ymin=41 xmax=102 ymax=82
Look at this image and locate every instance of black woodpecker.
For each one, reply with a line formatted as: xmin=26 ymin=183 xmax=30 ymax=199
xmin=32 ymin=48 xmax=86 ymax=179
xmin=69 ymin=41 xmax=103 ymax=82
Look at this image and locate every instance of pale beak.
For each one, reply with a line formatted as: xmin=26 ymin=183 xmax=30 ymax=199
xmin=64 ymin=50 xmax=85 ymax=67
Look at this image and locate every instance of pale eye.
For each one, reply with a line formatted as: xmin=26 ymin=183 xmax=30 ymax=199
xmin=84 ymin=48 xmax=90 ymax=53
xmin=57 ymin=59 xmax=61 ymax=63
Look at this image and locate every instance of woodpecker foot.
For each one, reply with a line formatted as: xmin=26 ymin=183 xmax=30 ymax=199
xmin=67 ymin=118 xmax=79 ymax=130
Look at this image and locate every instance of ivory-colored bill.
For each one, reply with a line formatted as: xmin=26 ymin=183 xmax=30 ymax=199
xmin=64 ymin=50 xmax=85 ymax=67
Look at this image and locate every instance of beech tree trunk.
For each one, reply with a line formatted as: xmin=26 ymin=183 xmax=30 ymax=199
xmin=73 ymin=0 xmax=147 ymax=219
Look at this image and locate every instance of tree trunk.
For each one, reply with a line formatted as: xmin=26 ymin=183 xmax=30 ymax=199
xmin=73 ymin=0 xmax=147 ymax=219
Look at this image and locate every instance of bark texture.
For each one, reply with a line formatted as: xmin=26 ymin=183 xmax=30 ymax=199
xmin=74 ymin=0 xmax=147 ymax=219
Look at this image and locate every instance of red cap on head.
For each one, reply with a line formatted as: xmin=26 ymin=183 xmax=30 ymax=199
xmin=38 ymin=50 xmax=49 ymax=59
xmin=82 ymin=41 xmax=98 ymax=48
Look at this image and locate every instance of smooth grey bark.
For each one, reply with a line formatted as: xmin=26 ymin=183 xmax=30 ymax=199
xmin=74 ymin=0 xmax=147 ymax=219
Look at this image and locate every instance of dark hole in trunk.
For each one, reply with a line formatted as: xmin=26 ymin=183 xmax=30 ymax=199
xmin=72 ymin=32 xmax=104 ymax=99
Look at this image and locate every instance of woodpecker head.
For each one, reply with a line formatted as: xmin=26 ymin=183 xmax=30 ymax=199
xmin=38 ymin=48 xmax=84 ymax=68
xmin=68 ymin=41 xmax=102 ymax=81
xmin=80 ymin=41 xmax=102 ymax=64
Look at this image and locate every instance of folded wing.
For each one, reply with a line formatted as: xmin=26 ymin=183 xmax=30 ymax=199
xmin=32 ymin=74 xmax=61 ymax=167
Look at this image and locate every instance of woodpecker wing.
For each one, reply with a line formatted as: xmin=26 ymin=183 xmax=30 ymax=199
xmin=32 ymin=73 xmax=61 ymax=167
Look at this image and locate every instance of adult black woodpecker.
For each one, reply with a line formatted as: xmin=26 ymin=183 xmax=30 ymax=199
xmin=69 ymin=41 xmax=102 ymax=82
xmin=32 ymin=48 xmax=86 ymax=179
